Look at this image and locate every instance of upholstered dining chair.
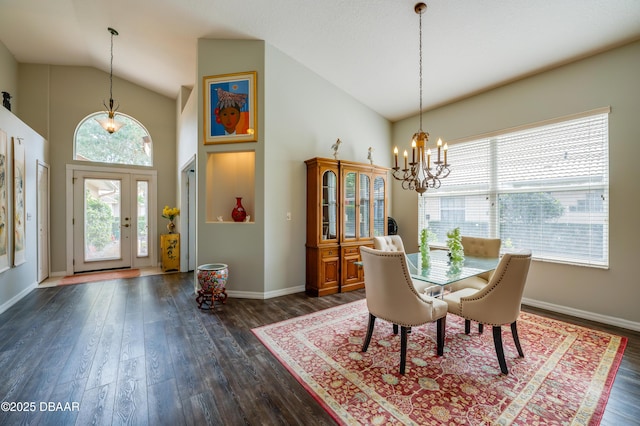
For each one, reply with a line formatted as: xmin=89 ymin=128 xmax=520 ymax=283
xmin=373 ymin=235 xmax=435 ymax=294
xmin=373 ymin=235 xmax=405 ymax=252
xmin=443 ymin=250 xmax=532 ymax=374
xmin=360 ymin=246 xmax=448 ymax=374
xmin=449 ymin=236 xmax=502 ymax=292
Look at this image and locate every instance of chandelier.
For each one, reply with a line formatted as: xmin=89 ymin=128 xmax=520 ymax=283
xmin=391 ymin=2 xmax=450 ymax=195
xmin=96 ymin=27 xmax=125 ymax=134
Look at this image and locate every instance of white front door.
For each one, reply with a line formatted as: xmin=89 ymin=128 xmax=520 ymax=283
xmin=67 ymin=166 xmax=157 ymax=275
xmin=73 ymin=170 xmax=132 ymax=272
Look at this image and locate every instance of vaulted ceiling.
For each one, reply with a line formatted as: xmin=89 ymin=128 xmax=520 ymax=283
xmin=1 ymin=0 xmax=639 ymax=121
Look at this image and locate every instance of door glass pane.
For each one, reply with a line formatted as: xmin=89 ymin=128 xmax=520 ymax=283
xmin=344 ymin=172 xmax=356 ymax=238
xmin=84 ymin=179 xmax=121 ymax=261
xmin=359 ymin=174 xmax=370 ymax=238
xmin=373 ymin=177 xmax=385 ymax=236
xmin=137 ymin=181 xmax=149 ymax=257
xmin=322 ymin=171 xmax=337 ymax=240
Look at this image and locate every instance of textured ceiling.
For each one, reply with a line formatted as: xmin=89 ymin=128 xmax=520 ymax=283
xmin=1 ymin=0 xmax=639 ymax=121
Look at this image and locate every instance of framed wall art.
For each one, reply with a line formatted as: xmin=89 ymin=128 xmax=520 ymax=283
xmin=13 ymin=136 xmax=25 ymax=267
xmin=203 ymin=71 xmax=257 ymax=144
xmin=0 ymin=129 xmax=8 ymax=273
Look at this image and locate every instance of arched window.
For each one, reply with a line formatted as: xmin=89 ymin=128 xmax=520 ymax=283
xmin=74 ymin=112 xmax=153 ymax=166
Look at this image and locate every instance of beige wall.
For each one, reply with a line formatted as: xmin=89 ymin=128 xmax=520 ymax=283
xmin=195 ymin=39 xmax=266 ymax=294
xmin=392 ymin=40 xmax=640 ymax=328
xmin=17 ymin=64 xmax=177 ymax=274
xmin=192 ymin=39 xmax=393 ymax=297
xmin=263 ymin=44 xmax=392 ymax=295
xmin=176 ymin=85 xmax=197 ymax=272
xmin=1 ymin=35 xmax=637 ymax=329
xmin=0 ymin=40 xmax=18 ymax=114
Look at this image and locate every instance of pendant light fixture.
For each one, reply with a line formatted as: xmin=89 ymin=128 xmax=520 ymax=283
xmin=391 ymin=3 xmax=451 ymax=194
xmin=96 ymin=27 xmax=125 ymax=134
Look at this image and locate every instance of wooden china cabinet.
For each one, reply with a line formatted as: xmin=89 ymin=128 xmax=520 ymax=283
xmin=305 ymin=157 xmax=388 ymax=296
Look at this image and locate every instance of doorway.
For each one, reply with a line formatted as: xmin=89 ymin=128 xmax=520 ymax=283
xmin=68 ymin=166 xmax=157 ymax=274
xmin=37 ymin=161 xmax=50 ymax=282
xmin=181 ymin=156 xmax=196 ymax=272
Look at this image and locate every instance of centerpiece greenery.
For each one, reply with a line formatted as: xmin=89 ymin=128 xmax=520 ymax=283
xmin=419 ymin=228 xmax=435 ymax=268
xmin=446 ymin=227 xmax=465 ymax=263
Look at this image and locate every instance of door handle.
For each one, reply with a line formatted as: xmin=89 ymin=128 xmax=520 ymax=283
xmin=121 ymin=224 xmax=130 ymax=227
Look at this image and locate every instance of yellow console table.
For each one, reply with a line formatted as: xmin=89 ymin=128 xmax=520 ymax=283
xmin=161 ymin=233 xmax=180 ymax=272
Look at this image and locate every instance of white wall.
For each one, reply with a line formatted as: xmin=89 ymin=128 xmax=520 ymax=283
xmin=263 ymin=44 xmax=392 ymax=295
xmin=392 ymin=40 xmax=640 ymax=328
xmin=0 ymin=107 xmax=48 ymax=314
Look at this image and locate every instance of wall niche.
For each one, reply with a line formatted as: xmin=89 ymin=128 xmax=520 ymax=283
xmin=206 ymin=150 xmax=255 ymax=223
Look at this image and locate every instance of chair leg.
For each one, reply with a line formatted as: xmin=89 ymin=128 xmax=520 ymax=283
xmin=436 ymin=317 xmax=446 ymax=356
xmin=511 ymin=321 xmax=524 ymax=357
xmin=362 ymin=313 xmax=376 ymax=352
xmin=478 ymin=323 xmax=484 ymax=334
xmin=465 ymin=319 xmax=471 ymax=334
xmin=393 ymin=324 xmax=398 ymax=334
xmin=492 ymin=326 xmax=508 ymax=374
xmin=400 ymin=326 xmax=409 ymax=374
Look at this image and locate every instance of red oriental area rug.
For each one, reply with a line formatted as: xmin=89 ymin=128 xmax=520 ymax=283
xmin=252 ymin=299 xmax=626 ymax=425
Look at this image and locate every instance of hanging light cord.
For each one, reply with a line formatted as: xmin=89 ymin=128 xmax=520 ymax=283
xmin=391 ymin=2 xmax=451 ymax=194
xmin=109 ymin=30 xmax=114 ymax=100
xmin=418 ymin=5 xmax=423 ymax=132
xmin=108 ymin=28 xmax=118 ymax=103
xmin=96 ymin=27 xmax=124 ymax=133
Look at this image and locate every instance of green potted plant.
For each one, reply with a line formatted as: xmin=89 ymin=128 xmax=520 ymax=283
xmin=419 ymin=228 xmax=431 ymax=268
xmin=446 ymin=227 xmax=465 ymax=263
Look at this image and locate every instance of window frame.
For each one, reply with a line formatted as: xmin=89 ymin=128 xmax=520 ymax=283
xmin=419 ymin=107 xmax=610 ymax=268
xmin=73 ymin=111 xmax=154 ymax=167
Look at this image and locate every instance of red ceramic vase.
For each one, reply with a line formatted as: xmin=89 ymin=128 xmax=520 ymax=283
xmin=231 ymin=197 xmax=247 ymax=222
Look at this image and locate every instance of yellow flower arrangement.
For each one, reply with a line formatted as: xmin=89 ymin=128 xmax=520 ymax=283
xmin=162 ymin=206 xmax=180 ymax=221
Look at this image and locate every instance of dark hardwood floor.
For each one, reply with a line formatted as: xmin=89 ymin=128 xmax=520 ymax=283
xmin=0 ymin=273 xmax=638 ymax=425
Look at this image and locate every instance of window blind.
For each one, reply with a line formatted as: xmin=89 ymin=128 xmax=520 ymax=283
xmin=419 ymin=110 xmax=609 ymax=267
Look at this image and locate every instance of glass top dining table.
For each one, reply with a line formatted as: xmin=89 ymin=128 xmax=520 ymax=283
xmin=405 ymin=250 xmax=499 ymax=287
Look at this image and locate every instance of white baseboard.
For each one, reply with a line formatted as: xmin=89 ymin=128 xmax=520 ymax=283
xmin=227 ymin=285 xmax=306 ymax=300
xmin=522 ymin=297 xmax=640 ymax=332
xmin=0 ymin=282 xmax=38 ymax=315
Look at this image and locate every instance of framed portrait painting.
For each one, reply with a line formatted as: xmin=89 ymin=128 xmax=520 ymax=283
xmin=203 ymin=71 xmax=257 ymax=144
xmin=0 ymin=129 xmax=8 ymax=273
xmin=13 ymin=136 xmax=25 ymax=267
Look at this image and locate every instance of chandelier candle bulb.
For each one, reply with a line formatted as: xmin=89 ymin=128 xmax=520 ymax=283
xmin=437 ymin=138 xmax=442 ymax=163
xmin=444 ymin=143 xmax=448 ymax=165
xmin=412 ymin=140 xmax=416 ymax=164
xmin=404 ymin=150 xmax=408 ymax=170
xmin=427 ymin=149 xmax=431 ymax=169
xmin=394 ymin=147 xmax=398 ymax=168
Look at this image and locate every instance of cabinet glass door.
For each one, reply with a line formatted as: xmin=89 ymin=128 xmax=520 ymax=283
xmin=322 ymin=170 xmax=338 ymax=240
xmin=344 ymin=171 xmax=356 ymax=239
xmin=359 ymin=174 xmax=370 ymax=238
xmin=374 ymin=176 xmax=386 ymax=236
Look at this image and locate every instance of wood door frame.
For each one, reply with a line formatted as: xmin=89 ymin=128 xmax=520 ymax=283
xmin=65 ymin=164 xmax=157 ymax=275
